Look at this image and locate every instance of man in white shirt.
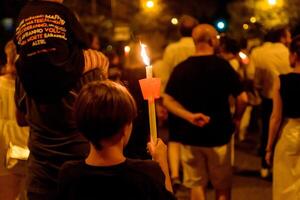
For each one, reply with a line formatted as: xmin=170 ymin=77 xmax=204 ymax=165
xmin=249 ymin=27 xmax=292 ymax=178
xmin=160 ymin=15 xmax=198 ymax=187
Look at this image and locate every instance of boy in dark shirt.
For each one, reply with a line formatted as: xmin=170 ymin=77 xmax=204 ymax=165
xmin=57 ymin=80 xmax=175 ymax=200
xmin=14 ymin=0 xmax=108 ymax=103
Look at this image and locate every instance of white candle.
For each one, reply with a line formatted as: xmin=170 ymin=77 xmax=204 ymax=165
xmin=140 ymin=43 xmax=158 ymax=144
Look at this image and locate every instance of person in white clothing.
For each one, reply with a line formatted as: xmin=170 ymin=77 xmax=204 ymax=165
xmin=249 ymin=27 xmax=292 ymax=178
xmin=0 ymin=40 xmax=29 ymax=200
xmin=160 ymin=15 xmax=198 ymax=188
xmin=265 ymin=35 xmax=300 ymax=200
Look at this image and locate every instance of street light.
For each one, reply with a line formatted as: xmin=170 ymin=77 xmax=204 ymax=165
xmin=215 ymin=19 xmax=227 ymax=32
xmin=171 ymin=17 xmax=178 ymax=25
xmin=250 ymin=17 xmax=257 ymax=23
xmin=243 ymin=24 xmax=249 ymax=30
xmin=268 ymin=0 xmax=277 ymax=6
xmin=146 ymin=0 xmax=154 ymax=9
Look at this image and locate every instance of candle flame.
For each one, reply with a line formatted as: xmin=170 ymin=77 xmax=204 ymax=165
xmin=140 ymin=42 xmax=150 ymax=66
xmin=238 ymin=51 xmax=247 ymax=59
xmin=239 ymin=51 xmax=250 ymax=65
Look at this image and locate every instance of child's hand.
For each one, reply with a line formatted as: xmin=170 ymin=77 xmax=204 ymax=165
xmin=147 ymin=138 xmax=167 ymax=163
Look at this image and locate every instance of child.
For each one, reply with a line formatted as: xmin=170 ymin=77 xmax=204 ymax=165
xmin=14 ymin=0 xmax=108 ymax=103
xmin=57 ymin=81 xmax=175 ymax=199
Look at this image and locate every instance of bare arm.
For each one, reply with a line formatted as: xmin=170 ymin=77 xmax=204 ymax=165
xmin=233 ymin=92 xmax=248 ymax=121
xmin=232 ymin=91 xmax=248 ymax=134
xmin=162 ymin=94 xmax=210 ymax=127
xmin=265 ymin=76 xmax=282 ymax=165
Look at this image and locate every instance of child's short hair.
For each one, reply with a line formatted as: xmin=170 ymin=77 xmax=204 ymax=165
xmin=74 ymin=80 xmax=137 ymax=149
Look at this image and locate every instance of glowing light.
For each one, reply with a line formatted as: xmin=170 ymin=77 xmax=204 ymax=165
xmin=250 ymin=17 xmax=257 ymax=23
xmin=217 ymin=35 xmax=221 ymax=40
xmin=268 ymin=0 xmax=277 ymax=5
xmin=146 ymin=0 xmax=154 ymax=8
xmin=124 ymin=46 xmax=131 ymax=54
xmin=239 ymin=52 xmax=247 ymax=59
xmin=140 ymin=43 xmax=150 ymax=66
xmin=171 ymin=18 xmax=178 ymax=25
xmin=239 ymin=51 xmax=250 ymax=65
xmin=106 ymin=45 xmax=113 ymax=51
xmin=217 ymin=21 xmax=225 ymax=30
xmin=243 ymin=24 xmax=249 ymax=30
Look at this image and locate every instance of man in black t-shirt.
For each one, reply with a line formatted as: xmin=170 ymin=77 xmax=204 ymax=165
xmin=57 ymin=81 xmax=175 ymax=200
xmin=163 ymin=24 xmax=248 ymax=200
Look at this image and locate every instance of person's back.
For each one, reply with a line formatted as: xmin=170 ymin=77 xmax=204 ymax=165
xmin=15 ymin=68 xmax=105 ymax=199
xmin=58 ymin=81 xmax=175 ymax=200
xmin=251 ymin=27 xmax=292 ymax=99
xmin=59 ymin=159 xmax=171 ymax=200
xmin=14 ymin=0 xmax=106 ymax=103
xmin=166 ymin=55 xmax=241 ymax=146
xmin=280 ymin=73 xmax=300 ymax=118
xmin=161 ymin=15 xmax=198 ymax=91
xmin=251 ymin=27 xmax=292 ymax=178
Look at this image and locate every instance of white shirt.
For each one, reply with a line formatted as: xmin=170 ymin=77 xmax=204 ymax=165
xmin=0 ymin=76 xmax=29 ymax=174
xmin=249 ymin=42 xmax=292 ymax=99
xmin=158 ymin=37 xmax=195 ymax=92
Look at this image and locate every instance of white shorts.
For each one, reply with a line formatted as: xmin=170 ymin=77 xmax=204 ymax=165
xmin=181 ymin=143 xmax=232 ymax=189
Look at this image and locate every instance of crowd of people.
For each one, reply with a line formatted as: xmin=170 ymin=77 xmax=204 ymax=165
xmin=1 ymin=0 xmax=300 ymax=200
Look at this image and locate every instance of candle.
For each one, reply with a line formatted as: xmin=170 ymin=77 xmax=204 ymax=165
xmin=140 ymin=43 xmax=158 ymax=144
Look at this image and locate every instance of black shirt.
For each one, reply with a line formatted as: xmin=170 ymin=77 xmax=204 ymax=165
xmin=15 ymin=69 xmax=105 ymax=195
xmin=14 ymin=1 xmax=91 ymax=102
xmin=280 ymin=73 xmax=300 ymax=118
xmin=122 ymin=68 xmax=150 ymax=159
xmin=57 ymin=159 xmax=176 ymax=200
xmin=165 ymin=55 xmax=243 ymax=147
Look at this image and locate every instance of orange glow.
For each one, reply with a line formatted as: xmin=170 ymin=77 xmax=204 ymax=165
xmin=124 ymin=45 xmax=130 ymax=54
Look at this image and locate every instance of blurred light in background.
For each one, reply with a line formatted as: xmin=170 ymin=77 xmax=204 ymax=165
xmin=106 ymin=45 xmax=113 ymax=51
xmin=124 ymin=45 xmax=131 ymax=54
xmin=239 ymin=51 xmax=250 ymax=64
xmin=217 ymin=21 xmax=225 ymax=30
xmin=215 ymin=19 xmax=227 ymax=32
xmin=1 ymin=18 xmax=13 ymax=32
xmin=268 ymin=0 xmax=277 ymax=6
xmin=171 ymin=17 xmax=178 ymax=25
xmin=146 ymin=0 xmax=154 ymax=9
xmin=243 ymin=23 xmax=249 ymax=30
xmin=250 ymin=17 xmax=257 ymax=23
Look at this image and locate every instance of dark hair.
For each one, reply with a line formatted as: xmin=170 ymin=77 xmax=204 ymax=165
xmin=74 ymin=80 xmax=137 ymax=150
xmin=220 ymin=36 xmax=240 ymax=55
xmin=290 ymin=35 xmax=300 ymax=58
xmin=264 ymin=26 xmax=289 ymax=43
xmin=179 ymin=15 xmax=199 ymax=37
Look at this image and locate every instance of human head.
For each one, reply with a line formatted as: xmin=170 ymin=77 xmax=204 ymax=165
xmin=264 ymin=26 xmax=291 ymax=47
xmin=192 ymin=24 xmax=219 ymax=50
xmin=74 ymin=80 xmax=137 ymax=150
xmin=4 ymin=40 xmax=17 ymax=75
xmin=289 ymin=35 xmax=300 ymax=68
xmin=179 ymin=15 xmax=199 ymax=37
xmin=220 ymin=36 xmax=240 ymax=55
xmin=88 ymin=33 xmax=101 ymax=50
